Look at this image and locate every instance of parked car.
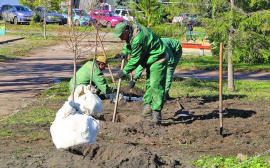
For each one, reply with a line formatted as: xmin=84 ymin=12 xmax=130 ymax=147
xmin=114 ymin=8 xmax=135 ymax=22
xmin=89 ymin=10 xmax=125 ymax=28
xmin=62 ymin=8 xmax=96 ymax=26
xmin=34 ymin=7 xmax=67 ymax=25
xmin=0 ymin=7 xmax=2 ymax=20
xmin=172 ymin=13 xmax=200 ymax=26
xmin=1 ymin=4 xmax=34 ymax=24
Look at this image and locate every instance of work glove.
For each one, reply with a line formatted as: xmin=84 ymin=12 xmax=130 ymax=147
xmin=117 ymin=70 xmax=125 ymax=79
xmin=120 ymin=53 xmax=127 ymax=60
xmin=114 ymin=53 xmax=121 ymax=59
xmin=129 ymin=79 xmax=136 ymax=89
xmin=114 ymin=53 xmax=127 ymax=60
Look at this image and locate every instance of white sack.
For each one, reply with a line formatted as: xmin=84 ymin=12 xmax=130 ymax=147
xmin=50 ymin=113 xmax=100 ymax=149
xmin=68 ymin=85 xmax=103 ymax=115
xmin=54 ymin=101 xmax=82 ymax=121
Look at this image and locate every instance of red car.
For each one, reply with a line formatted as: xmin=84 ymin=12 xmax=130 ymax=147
xmin=89 ymin=10 xmax=125 ymax=28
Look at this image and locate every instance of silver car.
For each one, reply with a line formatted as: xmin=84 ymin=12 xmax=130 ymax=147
xmin=1 ymin=4 xmax=34 ymax=24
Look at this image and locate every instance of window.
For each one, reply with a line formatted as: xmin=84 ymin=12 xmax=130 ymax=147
xmin=100 ymin=12 xmax=105 ymax=17
xmin=106 ymin=11 xmax=118 ymax=17
xmin=122 ymin=11 xmax=127 ymax=16
xmin=92 ymin=11 xmax=98 ymax=16
xmin=115 ymin=10 xmax=120 ymax=15
xmin=14 ymin=5 xmax=31 ymax=12
xmin=74 ymin=9 xmax=87 ymax=16
xmin=2 ymin=5 xmax=7 ymax=10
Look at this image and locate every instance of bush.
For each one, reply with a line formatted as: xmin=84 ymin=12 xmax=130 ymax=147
xmin=153 ymin=23 xmax=186 ymax=39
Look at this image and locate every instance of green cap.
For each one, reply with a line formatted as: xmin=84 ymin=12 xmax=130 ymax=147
xmin=112 ymin=23 xmax=129 ymax=38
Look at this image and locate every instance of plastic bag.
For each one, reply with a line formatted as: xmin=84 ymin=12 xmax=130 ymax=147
xmin=68 ymin=85 xmax=103 ymax=115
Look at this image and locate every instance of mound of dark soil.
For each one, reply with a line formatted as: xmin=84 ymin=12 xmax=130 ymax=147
xmin=0 ymin=97 xmax=270 ymax=167
xmin=120 ymin=85 xmax=145 ymax=97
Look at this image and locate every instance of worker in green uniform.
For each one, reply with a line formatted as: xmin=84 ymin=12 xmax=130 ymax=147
xmin=130 ymin=38 xmax=182 ymax=101
xmin=113 ymin=22 xmax=168 ymax=125
xmin=69 ymin=56 xmax=116 ymax=96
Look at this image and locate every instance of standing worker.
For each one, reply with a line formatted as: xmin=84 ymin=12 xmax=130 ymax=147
xmin=130 ymin=38 xmax=182 ymax=101
xmin=69 ymin=56 xmax=116 ymax=96
xmin=187 ymin=20 xmax=194 ymax=39
xmin=113 ymin=22 xmax=168 ymax=125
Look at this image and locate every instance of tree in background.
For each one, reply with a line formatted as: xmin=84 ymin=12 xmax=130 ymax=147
xmin=202 ymin=0 xmax=270 ymax=91
xmin=19 ymin=0 xmax=65 ymax=11
xmin=127 ymin=0 xmax=161 ymax=28
xmin=114 ymin=0 xmax=129 ymax=8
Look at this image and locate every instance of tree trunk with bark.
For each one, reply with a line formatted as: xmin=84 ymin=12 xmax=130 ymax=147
xmin=228 ymin=0 xmax=235 ymax=92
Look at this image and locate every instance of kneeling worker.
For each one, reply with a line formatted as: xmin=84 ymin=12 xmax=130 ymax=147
xmin=69 ymin=56 xmax=116 ymax=96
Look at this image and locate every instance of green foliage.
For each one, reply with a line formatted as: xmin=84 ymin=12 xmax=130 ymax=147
xmin=114 ymin=0 xmax=129 ymax=7
xmin=192 ymin=155 xmax=269 ymax=167
xmin=152 ymin=23 xmax=186 ymax=39
xmin=128 ymin=0 xmax=161 ymax=27
xmin=19 ymin=0 xmax=65 ymax=11
xmin=203 ymin=0 xmax=270 ymax=64
xmin=237 ymin=0 xmax=270 ymax=11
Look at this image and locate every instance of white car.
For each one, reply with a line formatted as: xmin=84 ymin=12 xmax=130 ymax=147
xmin=114 ymin=8 xmax=135 ymax=22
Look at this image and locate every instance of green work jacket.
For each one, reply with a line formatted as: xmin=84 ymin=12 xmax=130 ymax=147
xmin=121 ymin=23 xmax=166 ymax=75
xmin=161 ymin=38 xmax=182 ymax=56
xmin=69 ymin=61 xmax=115 ymax=94
xmin=134 ymin=38 xmax=181 ymax=79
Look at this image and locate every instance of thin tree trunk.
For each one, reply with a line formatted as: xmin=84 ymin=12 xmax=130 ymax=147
xmin=148 ymin=0 xmax=150 ymax=27
xmin=228 ymin=0 xmax=235 ymax=92
xmin=44 ymin=6 xmax=46 ymax=39
xmin=68 ymin=0 xmax=73 ymax=27
xmin=89 ymin=28 xmax=98 ymax=90
xmin=71 ymin=38 xmax=77 ymax=101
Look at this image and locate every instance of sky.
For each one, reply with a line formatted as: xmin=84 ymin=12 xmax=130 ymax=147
xmin=0 ymin=0 xmax=20 ymax=7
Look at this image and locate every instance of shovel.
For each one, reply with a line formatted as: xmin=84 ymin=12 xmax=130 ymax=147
xmin=112 ymin=58 xmax=125 ymax=122
xmin=174 ymin=97 xmax=189 ymax=117
xmin=128 ymin=74 xmax=133 ymax=102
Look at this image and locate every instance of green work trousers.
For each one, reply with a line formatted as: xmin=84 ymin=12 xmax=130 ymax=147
xmin=143 ymin=59 xmax=168 ymax=112
xmin=165 ymin=52 xmax=182 ymax=93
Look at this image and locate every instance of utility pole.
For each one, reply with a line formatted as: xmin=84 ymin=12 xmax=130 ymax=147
xmin=228 ymin=0 xmax=235 ymax=92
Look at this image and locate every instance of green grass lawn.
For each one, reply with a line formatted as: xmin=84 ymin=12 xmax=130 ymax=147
xmin=192 ymin=154 xmax=269 ymax=167
xmin=0 ymin=34 xmax=62 ymax=61
xmin=103 ymin=55 xmax=270 ymax=72
xmin=178 ymin=55 xmax=270 ymax=72
xmin=5 ymin=23 xmax=113 ymax=33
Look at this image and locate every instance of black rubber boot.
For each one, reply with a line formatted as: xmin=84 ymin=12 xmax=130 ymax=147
xmin=164 ymin=91 xmax=169 ymax=102
xmin=152 ymin=111 xmax=162 ymax=125
xmin=142 ymin=104 xmax=151 ymax=119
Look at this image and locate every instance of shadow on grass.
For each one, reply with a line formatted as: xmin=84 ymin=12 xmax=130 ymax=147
xmin=0 ymin=55 xmax=11 ymax=61
xmin=187 ymin=94 xmax=247 ymax=104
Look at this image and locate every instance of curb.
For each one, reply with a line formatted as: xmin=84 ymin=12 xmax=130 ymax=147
xmin=0 ymin=37 xmax=25 ymax=44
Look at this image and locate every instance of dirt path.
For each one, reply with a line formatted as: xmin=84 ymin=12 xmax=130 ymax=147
xmin=0 ymin=44 xmax=74 ymax=118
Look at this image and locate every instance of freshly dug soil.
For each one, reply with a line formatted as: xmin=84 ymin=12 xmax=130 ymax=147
xmin=0 ymin=93 xmax=269 ymax=168
xmin=120 ymin=85 xmax=145 ymax=97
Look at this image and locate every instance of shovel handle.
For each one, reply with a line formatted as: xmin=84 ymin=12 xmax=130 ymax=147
xmin=112 ymin=58 xmax=125 ymax=122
